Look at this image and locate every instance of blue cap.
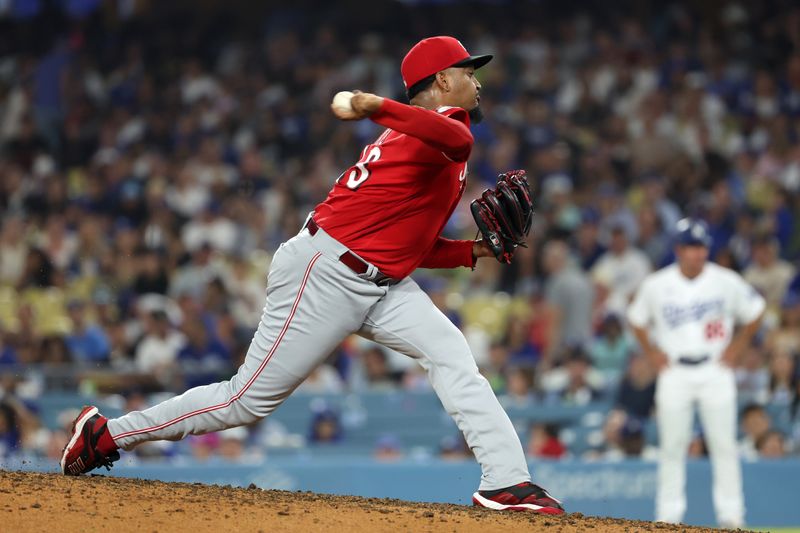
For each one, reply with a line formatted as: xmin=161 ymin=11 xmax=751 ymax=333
xmin=675 ymin=218 xmax=712 ymax=248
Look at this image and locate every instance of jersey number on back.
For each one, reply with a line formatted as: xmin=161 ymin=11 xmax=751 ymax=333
xmin=341 ymin=146 xmax=381 ymax=190
xmin=705 ymin=319 xmax=725 ymax=340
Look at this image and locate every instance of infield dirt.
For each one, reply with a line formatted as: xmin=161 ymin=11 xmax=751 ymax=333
xmin=1 ymin=470 xmax=750 ymax=532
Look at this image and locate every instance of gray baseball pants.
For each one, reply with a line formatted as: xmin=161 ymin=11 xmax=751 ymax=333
xmin=107 ymin=225 xmax=531 ymax=490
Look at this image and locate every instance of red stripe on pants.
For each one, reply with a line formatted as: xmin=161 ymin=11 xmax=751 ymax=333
xmin=111 ymin=252 xmax=322 ymax=440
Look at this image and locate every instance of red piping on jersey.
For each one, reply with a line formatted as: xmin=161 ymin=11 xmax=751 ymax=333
xmin=111 ymin=252 xmax=323 ymax=442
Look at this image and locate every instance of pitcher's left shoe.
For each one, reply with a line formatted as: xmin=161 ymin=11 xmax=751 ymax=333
xmin=472 ymin=482 xmax=565 ymax=514
xmin=60 ymin=406 xmax=120 ymax=475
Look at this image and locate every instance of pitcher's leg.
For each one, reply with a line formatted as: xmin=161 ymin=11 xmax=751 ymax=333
xmin=655 ymin=368 xmax=694 ymax=523
xmin=109 ymin=330 xmax=297 ymax=450
xmin=359 ymin=280 xmax=529 ymax=490
xmin=698 ymin=366 xmax=744 ymax=527
xmin=109 ymin=237 xmax=381 ymax=450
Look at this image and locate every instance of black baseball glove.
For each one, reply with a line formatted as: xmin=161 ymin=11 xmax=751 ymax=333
xmin=470 ymin=170 xmax=533 ymax=264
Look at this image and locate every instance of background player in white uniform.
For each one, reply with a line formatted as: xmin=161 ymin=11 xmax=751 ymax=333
xmin=627 ymin=218 xmax=765 ymax=528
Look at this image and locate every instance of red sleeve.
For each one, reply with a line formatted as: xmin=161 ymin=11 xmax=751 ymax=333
xmin=370 ymin=99 xmax=473 ymax=162
xmin=419 ymin=237 xmax=476 ymax=269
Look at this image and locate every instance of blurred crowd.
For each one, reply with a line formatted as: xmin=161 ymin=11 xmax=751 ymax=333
xmin=1 ymin=1 xmax=800 ymax=462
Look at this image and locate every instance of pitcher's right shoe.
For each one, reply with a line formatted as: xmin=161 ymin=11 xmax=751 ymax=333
xmin=60 ymin=406 xmax=120 ymax=475
xmin=472 ymin=482 xmax=565 ymax=514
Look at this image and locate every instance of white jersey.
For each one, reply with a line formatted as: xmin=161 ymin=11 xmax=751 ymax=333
xmin=627 ymin=262 xmax=765 ymax=362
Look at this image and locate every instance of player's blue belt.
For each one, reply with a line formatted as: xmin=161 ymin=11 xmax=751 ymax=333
xmin=305 ymin=218 xmax=400 ymax=287
xmin=676 ymin=354 xmax=710 ymax=365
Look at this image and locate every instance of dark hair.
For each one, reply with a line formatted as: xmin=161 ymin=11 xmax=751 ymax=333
xmin=740 ymin=403 xmax=765 ymax=419
xmin=543 ymin=423 xmax=561 ymax=438
xmin=407 ymin=73 xmax=437 ymax=101
xmin=755 ymin=429 xmax=785 ymax=452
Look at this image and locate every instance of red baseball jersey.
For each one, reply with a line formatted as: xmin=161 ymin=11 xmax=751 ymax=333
xmin=313 ymin=99 xmax=476 ymax=279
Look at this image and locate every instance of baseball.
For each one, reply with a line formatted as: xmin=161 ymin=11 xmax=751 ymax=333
xmin=332 ymin=91 xmax=355 ymax=113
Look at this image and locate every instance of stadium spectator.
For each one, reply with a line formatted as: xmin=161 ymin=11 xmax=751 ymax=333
xmin=0 ymin=381 xmax=42 ymax=459
xmin=222 ymin=253 xmax=267 ymax=331
xmin=309 ymin=408 xmax=342 ymax=445
xmin=105 ymin=319 xmax=134 ymax=368
xmin=38 ymin=335 xmax=72 ymax=365
xmin=634 ymin=204 xmax=671 ymax=269
xmin=588 ymin=313 xmax=634 ymax=376
xmin=0 ymin=215 xmax=27 ymax=285
xmin=65 ymin=299 xmax=110 ymax=364
xmin=359 ymin=346 xmax=401 ymax=392
xmin=181 ymin=201 xmax=237 ymax=255
xmin=526 ymin=422 xmax=567 ymax=459
xmin=540 ymin=173 xmax=580 ymax=235
xmin=765 ymin=291 xmax=800 ymax=357
xmin=542 ymin=240 xmax=594 ymax=356
xmin=177 ymin=319 xmax=231 ymax=388
xmin=616 ymin=417 xmax=657 ymax=460
xmin=542 ymin=348 xmax=604 ymax=406
xmin=217 ymin=426 xmax=253 ymax=462
xmin=373 ymin=434 xmax=403 ymax=462
xmin=591 ymin=224 xmax=651 ymax=316
xmin=482 ymin=342 xmax=510 ymax=394
xmin=739 ymin=404 xmax=772 ymax=460
xmin=637 ymin=174 xmax=682 ymax=241
xmin=735 ymin=346 xmax=771 ymax=406
xmin=134 ymin=310 xmax=186 ymax=375
xmin=756 ymin=429 xmax=787 ymax=458
xmin=572 ymin=210 xmax=605 ymax=270
xmin=189 ymin=432 xmax=221 ymax=462
xmin=0 ymin=331 xmax=18 ymax=366
xmin=502 ymin=314 xmax=541 ymax=364
xmin=438 ymin=435 xmax=472 ymax=461
xmin=526 ymin=290 xmax=553 ymax=357
xmin=744 ymin=236 xmax=796 ymax=324
xmin=768 ymin=351 xmax=797 ymax=406
xmin=614 ymin=354 xmax=656 ymax=420
xmin=132 ymin=249 xmax=170 ymax=296
xmin=0 ymin=401 xmax=20 ymax=458
xmin=500 ymin=365 xmax=538 ymax=408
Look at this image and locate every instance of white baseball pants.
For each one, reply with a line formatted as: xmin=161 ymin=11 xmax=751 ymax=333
xmin=107 ymin=225 xmax=531 ymax=490
xmin=655 ymin=362 xmax=744 ymax=526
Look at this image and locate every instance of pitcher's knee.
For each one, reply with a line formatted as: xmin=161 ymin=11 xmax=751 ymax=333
xmin=234 ymin=388 xmax=292 ymax=422
xmin=448 ymin=365 xmax=490 ymax=393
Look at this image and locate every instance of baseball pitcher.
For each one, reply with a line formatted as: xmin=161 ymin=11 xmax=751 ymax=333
xmin=627 ymin=218 xmax=764 ymax=527
xmin=60 ymin=36 xmax=563 ymax=515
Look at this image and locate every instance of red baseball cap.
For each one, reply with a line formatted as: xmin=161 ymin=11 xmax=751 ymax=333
xmin=401 ymin=36 xmax=493 ymax=90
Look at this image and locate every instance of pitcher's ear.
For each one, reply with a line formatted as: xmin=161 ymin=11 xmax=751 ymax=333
xmin=436 ymin=70 xmax=450 ymax=92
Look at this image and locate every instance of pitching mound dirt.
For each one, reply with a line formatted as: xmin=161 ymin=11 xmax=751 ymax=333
xmin=1 ymin=470 xmax=746 ymax=532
